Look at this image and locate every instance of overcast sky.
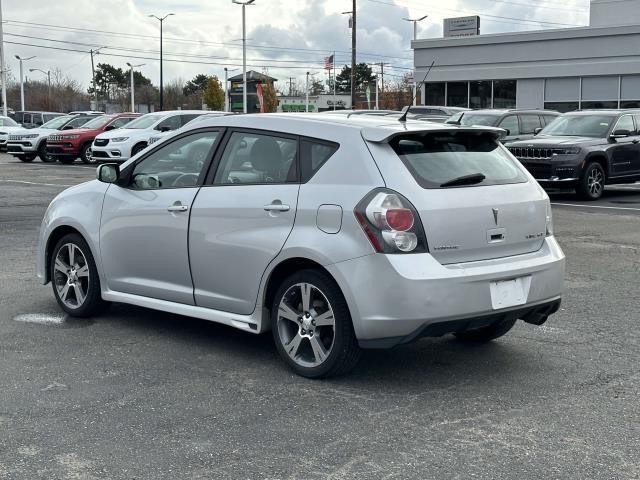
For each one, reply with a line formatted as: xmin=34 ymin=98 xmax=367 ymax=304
xmin=2 ymin=0 xmax=590 ymax=90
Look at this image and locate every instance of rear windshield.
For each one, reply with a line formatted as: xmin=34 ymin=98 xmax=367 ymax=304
xmin=390 ymin=132 xmax=528 ymax=189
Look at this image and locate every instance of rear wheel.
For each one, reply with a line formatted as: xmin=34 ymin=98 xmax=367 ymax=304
xmin=271 ymin=269 xmax=361 ymax=378
xmin=576 ymin=162 xmax=605 ymax=200
xmin=80 ymin=143 xmax=94 ymax=164
xmin=50 ymin=233 xmax=108 ymax=317
xmin=454 ymin=318 xmax=517 ymax=343
xmin=38 ymin=142 xmax=55 ymax=163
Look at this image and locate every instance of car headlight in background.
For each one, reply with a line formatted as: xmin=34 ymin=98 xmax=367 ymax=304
xmin=110 ymin=137 xmax=129 ymax=143
xmin=562 ymin=147 xmax=581 ymax=155
xmin=62 ymin=135 xmax=80 ymax=139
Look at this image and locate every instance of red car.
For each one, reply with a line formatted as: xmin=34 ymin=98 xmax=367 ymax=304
xmin=46 ymin=113 xmax=140 ymax=164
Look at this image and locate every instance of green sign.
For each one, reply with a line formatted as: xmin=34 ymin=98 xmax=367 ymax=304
xmin=282 ymin=104 xmax=315 ymax=112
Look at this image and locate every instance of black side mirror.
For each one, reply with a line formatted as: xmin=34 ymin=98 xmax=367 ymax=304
xmin=159 ymin=125 xmax=172 ymax=132
xmin=62 ymin=125 xmax=75 ymax=130
xmin=104 ymin=124 xmax=116 ymax=131
xmin=97 ymin=163 xmax=120 ymax=183
xmin=534 ymin=127 xmax=543 ymax=135
xmin=610 ymin=129 xmax=631 ymax=139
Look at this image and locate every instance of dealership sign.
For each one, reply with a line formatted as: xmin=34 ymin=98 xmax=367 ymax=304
xmin=443 ymin=16 xmax=480 ymax=37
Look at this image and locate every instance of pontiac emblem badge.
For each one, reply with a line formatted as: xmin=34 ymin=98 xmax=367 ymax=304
xmin=492 ymin=208 xmax=499 ymax=225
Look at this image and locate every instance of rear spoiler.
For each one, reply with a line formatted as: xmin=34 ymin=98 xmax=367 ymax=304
xmin=361 ymin=125 xmax=507 ymax=143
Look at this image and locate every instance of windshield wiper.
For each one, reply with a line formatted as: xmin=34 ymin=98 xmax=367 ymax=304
xmin=440 ymin=173 xmax=486 ymax=188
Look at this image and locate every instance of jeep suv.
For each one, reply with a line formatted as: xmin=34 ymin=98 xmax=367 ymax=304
xmin=446 ymin=109 xmax=560 ymax=144
xmin=46 ymin=113 xmax=139 ymax=164
xmin=507 ymin=110 xmax=640 ymax=200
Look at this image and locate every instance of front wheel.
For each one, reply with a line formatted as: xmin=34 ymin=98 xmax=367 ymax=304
xmin=271 ymin=269 xmax=361 ymax=378
xmin=80 ymin=143 xmax=94 ymax=164
xmin=131 ymin=143 xmax=147 ymax=157
xmin=50 ymin=233 xmax=108 ymax=317
xmin=38 ymin=142 xmax=55 ymax=162
xmin=576 ymin=162 xmax=605 ymax=200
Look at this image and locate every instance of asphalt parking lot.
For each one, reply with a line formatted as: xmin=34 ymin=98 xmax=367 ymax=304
xmin=0 ymin=154 xmax=638 ymax=480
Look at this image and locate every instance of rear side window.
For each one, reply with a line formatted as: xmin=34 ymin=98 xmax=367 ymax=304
xmin=300 ymin=140 xmax=338 ymax=182
xmin=389 ymin=132 xmax=528 ymax=189
xmin=520 ymin=115 xmax=542 ymax=134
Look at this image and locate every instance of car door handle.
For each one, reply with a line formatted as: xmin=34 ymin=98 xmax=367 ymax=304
xmin=167 ymin=202 xmax=189 ymax=212
xmin=264 ymin=203 xmax=290 ymax=212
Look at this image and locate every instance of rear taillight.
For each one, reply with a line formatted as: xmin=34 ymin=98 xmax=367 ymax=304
xmin=545 ymin=200 xmax=554 ymax=236
xmin=355 ymin=189 xmax=429 ymax=254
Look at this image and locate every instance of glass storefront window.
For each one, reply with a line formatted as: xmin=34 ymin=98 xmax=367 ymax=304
xmin=447 ymin=82 xmax=468 ymax=108
xmin=621 ymin=100 xmax=640 ymax=108
xmin=469 ymin=81 xmax=492 ymax=109
xmin=425 ymin=83 xmax=445 ymax=106
xmin=493 ymin=80 xmax=516 ymax=108
xmin=580 ymin=101 xmax=619 ymax=109
xmin=544 ymin=102 xmax=579 ymax=113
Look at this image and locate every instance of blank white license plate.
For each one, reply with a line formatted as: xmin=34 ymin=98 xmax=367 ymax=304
xmin=490 ymin=276 xmax=531 ymax=310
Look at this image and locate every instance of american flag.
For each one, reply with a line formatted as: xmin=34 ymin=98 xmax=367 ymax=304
xmin=324 ymin=54 xmax=334 ymax=71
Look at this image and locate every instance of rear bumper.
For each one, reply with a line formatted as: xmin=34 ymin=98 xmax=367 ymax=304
xmin=326 ymin=236 xmax=565 ymax=346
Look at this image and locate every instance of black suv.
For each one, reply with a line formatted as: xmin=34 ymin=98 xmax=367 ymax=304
xmin=507 ymin=110 xmax=640 ymax=200
xmin=446 ymin=109 xmax=560 ymax=143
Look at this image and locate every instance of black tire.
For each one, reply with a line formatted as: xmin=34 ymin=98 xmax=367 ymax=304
xmin=38 ymin=142 xmax=55 ymax=163
xmin=80 ymin=143 xmax=94 ymax=164
xmin=50 ymin=233 xmax=108 ymax=317
xmin=18 ymin=156 xmax=34 ymax=163
xmin=271 ymin=269 xmax=361 ymax=378
xmin=454 ymin=318 xmax=517 ymax=343
xmin=131 ymin=143 xmax=147 ymax=157
xmin=576 ymin=162 xmax=605 ymax=200
xmin=58 ymin=157 xmax=75 ymax=165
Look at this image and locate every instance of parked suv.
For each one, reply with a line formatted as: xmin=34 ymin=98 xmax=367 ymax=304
xmin=46 ymin=113 xmax=139 ymax=164
xmin=447 ymin=109 xmax=560 ymax=144
xmin=7 ymin=114 xmax=98 ymax=162
xmin=12 ymin=111 xmax=64 ymax=129
xmin=37 ymin=114 xmax=565 ymax=378
xmin=90 ymin=110 xmax=205 ymax=162
xmin=507 ymin=110 xmax=640 ymax=199
xmin=0 ymin=116 xmax=25 ymax=151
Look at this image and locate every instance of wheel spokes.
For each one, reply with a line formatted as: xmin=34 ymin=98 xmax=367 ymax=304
xmin=76 ymin=265 xmax=89 ymax=278
xmin=300 ymin=283 xmax=311 ymax=313
xmin=285 ymin=334 xmax=302 ymax=357
xmin=310 ymin=336 xmax=328 ymax=364
xmin=67 ymin=244 xmax=76 ymax=266
xmin=314 ymin=310 xmax=335 ymax=327
xmin=58 ymin=283 xmax=70 ymax=302
xmin=54 ymin=257 xmax=70 ymax=275
xmin=72 ymin=283 xmax=86 ymax=306
xmin=278 ymin=301 xmax=300 ymax=324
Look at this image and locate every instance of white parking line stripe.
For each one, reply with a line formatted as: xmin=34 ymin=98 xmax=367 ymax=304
xmin=551 ymin=202 xmax=640 ymax=212
xmin=0 ymin=180 xmax=73 ymax=187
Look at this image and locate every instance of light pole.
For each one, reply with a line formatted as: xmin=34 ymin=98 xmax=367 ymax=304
xmin=15 ymin=55 xmax=35 ymax=111
xmin=0 ymin=0 xmax=7 ymax=117
xmin=224 ymin=67 xmax=239 ymax=112
xmin=90 ymin=46 xmax=107 ymax=110
xmin=30 ymin=68 xmax=51 ymax=110
xmin=148 ymin=13 xmax=174 ymax=111
xmin=402 ymin=15 xmax=428 ymax=41
xmin=126 ymin=62 xmax=145 ymax=113
xmin=306 ymin=72 xmax=310 ymax=113
xmin=232 ymin=0 xmax=255 ymax=114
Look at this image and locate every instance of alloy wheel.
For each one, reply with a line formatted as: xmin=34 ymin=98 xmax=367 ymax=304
xmin=587 ymin=167 xmax=604 ymax=197
xmin=53 ymin=243 xmax=90 ymax=309
xmin=276 ymin=282 xmax=336 ymax=368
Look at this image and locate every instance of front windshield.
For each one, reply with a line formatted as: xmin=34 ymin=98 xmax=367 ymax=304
xmin=0 ymin=116 xmax=19 ymax=127
xmin=541 ymin=115 xmax=617 ymax=137
xmin=42 ymin=115 xmax=74 ymax=129
xmin=449 ymin=113 xmax=500 ymax=127
xmin=125 ymin=114 xmax=164 ymax=129
xmin=80 ymin=116 xmax=111 ymax=129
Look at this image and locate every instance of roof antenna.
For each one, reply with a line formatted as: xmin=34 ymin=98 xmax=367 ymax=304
xmin=399 ymin=59 xmax=436 ymax=123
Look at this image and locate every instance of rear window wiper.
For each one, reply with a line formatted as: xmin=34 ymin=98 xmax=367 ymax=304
xmin=440 ymin=173 xmax=486 ymax=188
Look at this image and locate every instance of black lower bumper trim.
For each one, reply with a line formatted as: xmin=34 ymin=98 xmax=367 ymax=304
xmin=359 ymin=299 xmax=561 ymax=349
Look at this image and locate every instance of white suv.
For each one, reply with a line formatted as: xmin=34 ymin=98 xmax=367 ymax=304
xmin=91 ymin=110 xmax=204 ymax=162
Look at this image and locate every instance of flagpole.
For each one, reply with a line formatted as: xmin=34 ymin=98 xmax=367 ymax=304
xmin=333 ymin=51 xmax=336 ymax=110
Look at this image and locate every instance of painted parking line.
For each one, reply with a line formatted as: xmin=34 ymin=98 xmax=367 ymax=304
xmin=551 ymin=202 xmax=640 ymax=212
xmin=0 ymin=180 xmax=73 ymax=187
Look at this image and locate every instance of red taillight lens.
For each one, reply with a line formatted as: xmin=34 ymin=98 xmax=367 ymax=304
xmin=385 ymin=208 xmax=414 ymax=232
xmin=354 ymin=189 xmax=429 ymax=254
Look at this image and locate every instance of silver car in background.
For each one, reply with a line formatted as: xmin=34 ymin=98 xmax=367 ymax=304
xmin=37 ymin=113 xmax=565 ymax=378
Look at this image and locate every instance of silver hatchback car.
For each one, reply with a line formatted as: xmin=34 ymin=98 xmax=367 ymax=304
xmin=37 ymin=113 xmax=565 ymax=378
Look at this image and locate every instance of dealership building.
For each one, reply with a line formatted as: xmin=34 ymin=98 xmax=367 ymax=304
xmin=412 ymin=0 xmax=640 ymax=112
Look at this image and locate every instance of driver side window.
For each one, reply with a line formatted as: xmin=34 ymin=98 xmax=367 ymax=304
xmin=130 ymin=131 xmax=219 ymax=190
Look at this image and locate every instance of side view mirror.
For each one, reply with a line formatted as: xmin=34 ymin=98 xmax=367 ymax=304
xmin=104 ymin=124 xmax=117 ymax=131
xmin=610 ymin=129 xmax=631 ymax=139
xmin=62 ymin=125 xmax=75 ymax=130
xmin=97 ymin=163 xmax=120 ymax=183
xmin=159 ymin=125 xmax=172 ymax=132
xmin=534 ymin=127 xmax=543 ymax=135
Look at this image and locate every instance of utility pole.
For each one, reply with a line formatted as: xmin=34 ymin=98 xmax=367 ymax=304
xmin=351 ymin=0 xmax=356 ymax=109
xmin=126 ymin=62 xmax=145 ymax=113
xmin=30 ymin=68 xmax=50 ymax=110
xmin=0 ymin=0 xmax=7 ymax=117
xmin=305 ymin=72 xmax=309 ymax=112
xmin=15 ymin=55 xmax=35 ymax=111
xmin=288 ymin=77 xmax=295 ymax=96
xmin=90 ymin=47 xmax=106 ymax=110
xmin=149 ymin=13 xmax=175 ymax=111
xmin=224 ymin=68 xmax=229 ymax=112
xmin=232 ymin=0 xmax=256 ymax=114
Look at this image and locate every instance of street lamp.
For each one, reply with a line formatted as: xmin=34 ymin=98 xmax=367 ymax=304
xmin=305 ymin=71 xmax=318 ymax=113
xmin=402 ymin=15 xmax=428 ymax=41
xmin=126 ymin=62 xmax=145 ymax=113
xmin=148 ymin=13 xmax=174 ymax=111
xmin=232 ymin=0 xmax=255 ymax=114
xmin=90 ymin=46 xmax=107 ymax=110
xmin=29 ymin=68 xmax=51 ymax=110
xmin=15 ymin=55 xmax=35 ymax=111
xmin=224 ymin=67 xmax=239 ymax=112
